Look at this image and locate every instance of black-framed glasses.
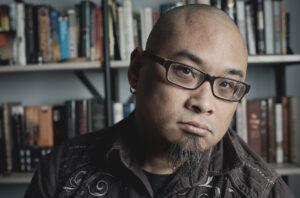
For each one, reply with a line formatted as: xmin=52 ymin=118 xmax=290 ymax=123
xmin=144 ymin=51 xmax=250 ymax=102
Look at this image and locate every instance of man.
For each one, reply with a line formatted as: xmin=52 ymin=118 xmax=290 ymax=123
xmin=25 ymin=5 xmax=294 ymax=197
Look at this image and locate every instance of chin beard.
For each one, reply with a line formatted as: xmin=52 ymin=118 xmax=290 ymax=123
xmin=166 ymin=133 xmax=204 ymax=176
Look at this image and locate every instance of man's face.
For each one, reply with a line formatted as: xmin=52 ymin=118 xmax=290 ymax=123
xmin=131 ymin=13 xmax=248 ymax=153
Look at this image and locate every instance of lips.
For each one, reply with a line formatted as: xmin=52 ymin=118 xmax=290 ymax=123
xmin=179 ymin=121 xmax=211 ymax=137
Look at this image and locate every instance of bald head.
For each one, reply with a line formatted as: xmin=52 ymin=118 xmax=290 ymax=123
xmin=146 ymin=4 xmax=247 ymax=56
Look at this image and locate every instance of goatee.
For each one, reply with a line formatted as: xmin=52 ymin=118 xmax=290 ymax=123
xmin=166 ymin=133 xmax=204 ymax=176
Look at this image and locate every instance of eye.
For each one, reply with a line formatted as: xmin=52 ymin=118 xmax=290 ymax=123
xmin=172 ymin=64 xmax=195 ymax=78
xmin=219 ymin=81 xmax=234 ymax=88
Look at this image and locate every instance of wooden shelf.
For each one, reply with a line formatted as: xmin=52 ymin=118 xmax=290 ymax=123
xmin=0 ymin=60 xmax=129 ymax=73
xmin=0 ymin=55 xmax=300 ymax=73
xmin=248 ymin=55 xmax=300 ymax=65
xmin=0 ymin=173 xmax=33 ymax=184
xmin=0 ymin=163 xmax=299 ymax=184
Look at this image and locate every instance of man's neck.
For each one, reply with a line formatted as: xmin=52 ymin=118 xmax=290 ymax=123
xmin=142 ymin=152 xmax=174 ymax=174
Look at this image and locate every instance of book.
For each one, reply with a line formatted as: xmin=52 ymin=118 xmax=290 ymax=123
xmin=236 ymin=1 xmax=247 ymax=46
xmin=140 ymin=7 xmax=153 ymax=50
xmin=0 ymin=6 xmax=10 ymax=32
xmin=24 ymin=106 xmax=39 ymax=147
xmin=123 ymin=103 xmax=135 ymax=118
xmin=76 ymin=100 xmax=88 ymax=135
xmin=275 ymin=103 xmax=283 ymax=163
xmin=93 ymin=6 xmax=104 ymax=62
xmin=273 ymin=0 xmax=281 ymax=54
xmin=245 ymin=2 xmax=256 ymax=55
xmin=65 ymin=100 xmax=76 ymax=139
xmin=2 ymin=102 xmax=21 ymax=174
xmin=236 ymin=99 xmax=248 ymax=143
xmin=223 ymin=0 xmax=236 ymax=21
xmin=264 ymin=0 xmax=274 ymax=54
xmin=116 ymin=0 xmax=135 ymax=60
xmin=280 ymin=1 xmax=287 ymax=54
xmin=267 ymin=98 xmax=276 ymax=163
xmin=260 ymin=99 xmax=268 ymax=161
xmin=281 ymin=96 xmax=289 ymax=162
xmin=50 ymin=9 xmax=61 ymax=62
xmin=25 ymin=4 xmax=39 ymax=64
xmin=38 ymin=6 xmax=52 ymax=63
xmin=247 ymin=99 xmax=262 ymax=157
xmin=288 ymin=97 xmax=298 ymax=163
xmin=113 ymin=102 xmax=124 ymax=124
xmin=91 ymin=98 xmax=106 ymax=132
xmin=89 ymin=4 xmax=95 ymax=61
xmin=16 ymin=2 xmax=26 ymax=66
xmin=53 ymin=105 xmax=67 ymax=146
xmin=79 ymin=0 xmax=91 ymax=58
xmin=58 ymin=16 xmax=69 ymax=60
xmin=253 ymin=0 xmax=265 ymax=54
xmin=38 ymin=105 xmax=54 ymax=147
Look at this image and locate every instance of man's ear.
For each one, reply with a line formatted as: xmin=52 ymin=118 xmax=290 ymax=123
xmin=128 ymin=47 xmax=144 ymax=89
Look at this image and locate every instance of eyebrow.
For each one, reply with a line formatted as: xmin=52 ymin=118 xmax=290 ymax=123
xmin=173 ymin=50 xmax=204 ymax=65
xmin=173 ymin=50 xmax=244 ymax=78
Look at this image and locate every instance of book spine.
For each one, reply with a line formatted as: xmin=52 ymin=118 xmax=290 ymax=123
xmin=94 ymin=7 xmax=104 ymax=62
xmin=65 ymin=101 xmax=76 ymax=139
xmin=236 ymin=1 xmax=247 ymax=46
xmin=264 ymin=0 xmax=274 ymax=54
xmin=2 ymin=104 xmax=13 ymax=173
xmin=113 ymin=102 xmax=124 ymax=124
xmin=267 ymin=98 xmax=276 ymax=163
xmin=92 ymin=98 xmax=106 ymax=131
xmin=25 ymin=4 xmax=38 ymax=64
xmin=16 ymin=3 xmax=26 ymax=66
xmin=118 ymin=7 xmax=126 ymax=60
xmin=38 ymin=6 xmax=52 ymax=63
xmin=275 ymin=103 xmax=283 ymax=163
xmin=38 ymin=106 xmax=53 ymax=147
xmin=123 ymin=0 xmax=134 ymax=59
xmin=50 ymin=9 xmax=61 ymax=62
xmin=260 ymin=99 xmax=268 ymax=161
xmin=76 ymin=100 xmax=88 ymax=135
xmin=245 ymin=3 xmax=256 ymax=55
xmin=58 ymin=16 xmax=69 ymax=60
xmin=254 ymin=0 xmax=265 ymax=54
xmin=281 ymin=96 xmax=289 ymax=162
xmin=68 ymin=9 xmax=78 ymax=59
xmin=289 ymin=97 xmax=298 ymax=163
xmin=52 ymin=105 xmax=67 ymax=146
xmin=273 ymin=1 xmax=281 ymax=54
xmin=24 ymin=106 xmax=39 ymax=147
xmin=247 ymin=99 xmax=262 ymax=157
xmin=280 ymin=1 xmax=287 ymax=54
xmin=80 ymin=1 xmax=91 ymax=58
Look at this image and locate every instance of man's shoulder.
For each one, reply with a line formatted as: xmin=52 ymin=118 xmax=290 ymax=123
xmin=226 ymin=130 xmax=280 ymax=191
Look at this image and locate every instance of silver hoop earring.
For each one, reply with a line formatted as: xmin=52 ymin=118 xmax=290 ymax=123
xmin=130 ymin=87 xmax=136 ymax=94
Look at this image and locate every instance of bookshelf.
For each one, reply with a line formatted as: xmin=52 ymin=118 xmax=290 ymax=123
xmin=0 ymin=60 xmax=129 ymax=73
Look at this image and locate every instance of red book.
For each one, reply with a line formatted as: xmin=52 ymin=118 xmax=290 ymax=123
xmin=94 ymin=6 xmax=104 ymax=62
xmin=247 ymin=99 xmax=262 ymax=157
xmin=281 ymin=96 xmax=289 ymax=162
xmin=38 ymin=106 xmax=54 ymax=147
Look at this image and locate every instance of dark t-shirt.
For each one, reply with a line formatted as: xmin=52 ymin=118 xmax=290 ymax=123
xmin=144 ymin=171 xmax=173 ymax=195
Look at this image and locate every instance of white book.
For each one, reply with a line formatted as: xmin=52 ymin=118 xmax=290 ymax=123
xmin=264 ymin=0 xmax=274 ymax=54
xmin=245 ymin=3 xmax=256 ymax=55
xmin=236 ymin=1 xmax=247 ymax=46
xmin=68 ymin=9 xmax=78 ymax=59
xmin=113 ymin=102 xmax=124 ymax=124
xmin=236 ymin=99 xmax=248 ymax=143
xmin=118 ymin=7 xmax=126 ymax=60
xmin=275 ymin=103 xmax=283 ymax=163
xmin=123 ymin=0 xmax=134 ymax=60
xmin=16 ymin=3 xmax=26 ymax=66
xmin=144 ymin=7 xmax=153 ymax=50
xmin=273 ymin=1 xmax=281 ymax=54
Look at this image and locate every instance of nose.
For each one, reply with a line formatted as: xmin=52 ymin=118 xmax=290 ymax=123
xmin=184 ymin=81 xmax=215 ymax=114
